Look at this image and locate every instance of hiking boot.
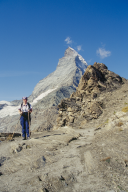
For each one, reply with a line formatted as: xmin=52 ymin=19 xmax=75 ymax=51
xmin=22 ymin=137 xmax=26 ymax=140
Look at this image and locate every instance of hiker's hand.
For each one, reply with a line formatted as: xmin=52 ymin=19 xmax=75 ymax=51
xmin=18 ymin=110 xmax=22 ymax=115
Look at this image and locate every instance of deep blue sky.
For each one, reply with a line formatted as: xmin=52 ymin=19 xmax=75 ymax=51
xmin=0 ymin=0 xmax=128 ymax=101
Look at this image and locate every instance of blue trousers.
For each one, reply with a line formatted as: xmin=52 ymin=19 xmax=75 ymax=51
xmin=20 ymin=115 xmax=29 ymax=138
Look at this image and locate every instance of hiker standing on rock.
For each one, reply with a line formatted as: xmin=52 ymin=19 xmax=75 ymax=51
xmin=18 ymin=97 xmax=32 ymax=140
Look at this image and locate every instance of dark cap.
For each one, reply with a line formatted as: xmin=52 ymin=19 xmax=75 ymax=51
xmin=22 ymin=97 xmax=27 ymax=100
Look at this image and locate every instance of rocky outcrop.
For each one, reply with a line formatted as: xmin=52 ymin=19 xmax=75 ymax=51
xmin=73 ymin=62 xmax=124 ymax=97
xmin=56 ymin=62 xmax=125 ymax=128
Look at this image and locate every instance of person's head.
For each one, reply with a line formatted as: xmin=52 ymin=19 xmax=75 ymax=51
xmin=22 ymin=97 xmax=27 ymax=104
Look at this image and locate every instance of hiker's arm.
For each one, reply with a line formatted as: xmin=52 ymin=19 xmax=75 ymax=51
xmin=28 ymin=104 xmax=32 ymax=113
xmin=28 ymin=108 xmax=32 ymax=113
xmin=18 ymin=109 xmax=22 ymax=115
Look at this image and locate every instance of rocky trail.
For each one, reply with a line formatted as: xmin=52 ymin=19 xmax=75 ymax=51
xmin=1 ymin=115 xmax=128 ymax=192
xmin=0 ymin=127 xmax=97 ymax=192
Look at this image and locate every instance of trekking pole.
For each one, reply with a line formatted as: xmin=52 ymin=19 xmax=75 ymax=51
xmin=28 ymin=111 xmax=31 ymax=137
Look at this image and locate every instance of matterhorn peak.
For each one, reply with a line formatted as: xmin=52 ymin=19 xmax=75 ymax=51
xmin=64 ymin=47 xmax=78 ymax=57
xmin=64 ymin=47 xmax=87 ymax=68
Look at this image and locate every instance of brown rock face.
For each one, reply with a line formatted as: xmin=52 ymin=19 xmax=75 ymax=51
xmin=75 ymin=62 xmax=122 ymax=97
xmin=56 ymin=63 xmax=125 ymax=128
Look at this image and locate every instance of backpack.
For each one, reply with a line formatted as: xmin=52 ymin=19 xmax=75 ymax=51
xmin=21 ymin=102 xmax=31 ymax=123
xmin=21 ymin=102 xmax=30 ymax=109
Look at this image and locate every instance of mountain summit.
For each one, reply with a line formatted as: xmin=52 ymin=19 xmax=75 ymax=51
xmin=64 ymin=47 xmax=87 ymax=68
xmin=64 ymin=47 xmax=78 ymax=57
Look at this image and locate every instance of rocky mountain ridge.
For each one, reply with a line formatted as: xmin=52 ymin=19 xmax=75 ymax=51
xmin=56 ymin=62 xmax=126 ymax=128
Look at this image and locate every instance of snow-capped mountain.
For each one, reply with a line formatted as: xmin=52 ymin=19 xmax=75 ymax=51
xmin=0 ymin=47 xmax=88 ymax=132
xmin=29 ymin=47 xmax=87 ymax=101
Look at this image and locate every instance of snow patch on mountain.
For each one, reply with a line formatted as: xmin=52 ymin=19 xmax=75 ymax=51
xmin=78 ymin=54 xmax=87 ymax=67
xmin=0 ymin=105 xmax=20 ymax=118
xmin=0 ymin=101 xmax=12 ymax=105
xmin=32 ymin=87 xmax=58 ymax=104
xmin=0 ymin=88 xmax=58 ymax=118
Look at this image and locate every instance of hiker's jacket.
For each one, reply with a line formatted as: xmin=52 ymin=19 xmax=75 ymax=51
xmin=18 ymin=103 xmax=32 ymax=120
xmin=18 ymin=103 xmax=32 ymax=113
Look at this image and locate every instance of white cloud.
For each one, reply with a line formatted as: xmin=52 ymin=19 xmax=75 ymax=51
xmin=96 ymin=48 xmax=111 ymax=59
xmin=87 ymin=59 xmax=92 ymax=63
xmin=77 ymin=45 xmax=82 ymax=51
xmin=65 ymin=37 xmax=72 ymax=44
